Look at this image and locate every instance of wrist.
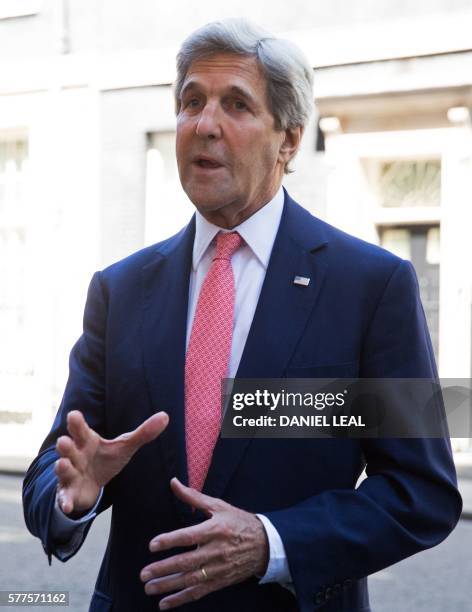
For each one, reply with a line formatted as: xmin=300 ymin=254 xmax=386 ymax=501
xmin=65 ymin=506 xmax=94 ymax=520
xmin=253 ymin=515 xmax=269 ymax=578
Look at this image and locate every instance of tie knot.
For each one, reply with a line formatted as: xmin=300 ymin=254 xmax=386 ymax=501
xmin=214 ymin=231 xmax=243 ymax=261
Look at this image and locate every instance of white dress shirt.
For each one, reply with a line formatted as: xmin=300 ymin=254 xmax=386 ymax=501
xmin=51 ymin=186 xmax=292 ymax=585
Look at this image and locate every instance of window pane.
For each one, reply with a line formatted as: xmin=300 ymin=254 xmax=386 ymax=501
xmin=379 ymin=160 xmax=441 ymax=207
xmin=380 ymin=228 xmax=411 ymax=260
xmin=426 ymin=226 xmax=440 ymax=264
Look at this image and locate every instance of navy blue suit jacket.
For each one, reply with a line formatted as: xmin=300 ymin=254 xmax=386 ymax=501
xmin=23 ymin=190 xmax=462 ymax=612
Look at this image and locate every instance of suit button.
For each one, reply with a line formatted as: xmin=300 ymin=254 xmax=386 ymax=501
xmin=343 ymin=578 xmax=353 ymax=588
xmin=314 ymin=592 xmax=325 ymax=605
xmin=325 ymin=587 xmax=333 ymax=599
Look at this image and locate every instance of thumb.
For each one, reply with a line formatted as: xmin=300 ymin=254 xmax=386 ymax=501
xmin=115 ymin=411 xmax=169 ymax=452
xmin=170 ymin=477 xmax=217 ymax=515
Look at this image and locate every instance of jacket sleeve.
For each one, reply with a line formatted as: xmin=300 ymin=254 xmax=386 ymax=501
xmin=22 ymin=271 xmax=112 ymax=563
xmin=264 ymin=260 xmax=462 ymax=611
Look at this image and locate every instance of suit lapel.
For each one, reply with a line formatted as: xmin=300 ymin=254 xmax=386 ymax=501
xmin=203 ymin=192 xmax=329 ymax=499
xmin=141 ymin=220 xmax=195 ymax=522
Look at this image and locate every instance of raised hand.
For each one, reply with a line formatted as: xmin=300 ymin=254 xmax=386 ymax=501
xmin=55 ymin=410 xmax=169 ymax=516
xmin=141 ymin=478 xmax=269 ymax=610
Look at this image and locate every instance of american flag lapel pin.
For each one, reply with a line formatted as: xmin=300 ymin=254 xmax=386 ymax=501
xmin=293 ymin=276 xmax=310 ymax=287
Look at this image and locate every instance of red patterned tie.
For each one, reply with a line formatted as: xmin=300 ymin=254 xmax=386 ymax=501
xmin=185 ymin=231 xmax=243 ymax=491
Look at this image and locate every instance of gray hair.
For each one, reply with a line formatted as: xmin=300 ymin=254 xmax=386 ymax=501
xmin=174 ymin=18 xmax=314 ymax=172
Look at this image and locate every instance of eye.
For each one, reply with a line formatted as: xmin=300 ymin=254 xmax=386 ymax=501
xmin=183 ymin=97 xmax=201 ymax=109
xmin=233 ymin=100 xmax=248 ymax=111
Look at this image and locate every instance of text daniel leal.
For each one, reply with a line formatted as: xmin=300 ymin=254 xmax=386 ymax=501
xmin=233 ymin=414 xmax=365 ymax=427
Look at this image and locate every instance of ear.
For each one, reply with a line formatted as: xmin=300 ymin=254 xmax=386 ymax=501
xmin=278 ymin=126 xmax=303 ymax=166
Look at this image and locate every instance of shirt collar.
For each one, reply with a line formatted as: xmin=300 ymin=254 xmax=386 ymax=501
xmin=192 ymin=185 xmax=284 ymax=270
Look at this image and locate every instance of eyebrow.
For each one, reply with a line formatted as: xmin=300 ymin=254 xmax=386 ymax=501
xmin=180 ymin=81 xmax=259 ymax=107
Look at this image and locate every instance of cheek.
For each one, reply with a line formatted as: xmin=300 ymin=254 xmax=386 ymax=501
xmin=175 ymin=128 xmax=185 ymax=152
xmin=175 ymin=136 xmax=189 ymax=172
xmin=236 ymin=143 xmax=273 ymax=179
xmin=252 ymin=138 xmax=280 ymax=172
xmin=242 ymin=133 xmax=268 ymax=158
xmin=175 ymin=119 xmax=192 ymax=150
xmin=175 ymin=133 xmax=182 ymax=157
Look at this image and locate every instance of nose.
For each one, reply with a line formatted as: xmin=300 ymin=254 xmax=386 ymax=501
xmin=195 ymin=102 xmax=222 ymax=140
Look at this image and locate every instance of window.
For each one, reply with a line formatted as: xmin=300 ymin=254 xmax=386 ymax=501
xmin=378 ymin=160 xmax=441 ymax=208
xmin=379 ymin=228 xmax=411 ymax=260
xmin=145 ymin=132 xmax=193 ymax=245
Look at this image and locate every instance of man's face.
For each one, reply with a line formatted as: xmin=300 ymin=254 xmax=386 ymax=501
xmin=176 ymin=53 xmax=294 ymax=228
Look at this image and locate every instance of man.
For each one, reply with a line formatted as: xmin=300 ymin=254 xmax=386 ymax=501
xmin=23 ymin=18 xmax=461 ymax=612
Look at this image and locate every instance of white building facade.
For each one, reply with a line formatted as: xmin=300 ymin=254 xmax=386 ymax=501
xmin=1 ymin=1 xmax=471 ymax=467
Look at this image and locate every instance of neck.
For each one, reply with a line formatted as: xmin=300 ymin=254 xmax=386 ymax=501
xmin=199 ymin=184 xmax=282 ymax=229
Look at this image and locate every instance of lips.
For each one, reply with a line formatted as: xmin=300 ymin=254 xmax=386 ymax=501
xmin=192 ymin=155 xmax=224 ymax=169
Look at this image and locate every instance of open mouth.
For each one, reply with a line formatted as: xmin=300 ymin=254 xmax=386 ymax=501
xmin=194 ymin=158 xmax=223 ymax=169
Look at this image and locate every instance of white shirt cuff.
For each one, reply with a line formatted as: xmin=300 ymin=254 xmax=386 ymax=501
xmin=255 ymin=513 xmax=293 ymax=585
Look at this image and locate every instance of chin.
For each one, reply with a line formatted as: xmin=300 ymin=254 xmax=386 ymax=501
xmin=186 ymin=188 xmax=231 ymax=211
xmin=193 ymin=201 xmax=226 ymax=216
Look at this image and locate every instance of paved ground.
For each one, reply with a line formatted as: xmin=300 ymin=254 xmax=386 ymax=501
xmin=1 ymin=473 xmax=471 ymax=611
xmin=0 ymin=474 xmax=108 ymax=610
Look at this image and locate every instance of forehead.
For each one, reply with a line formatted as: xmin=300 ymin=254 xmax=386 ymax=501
xmin=181 ymin=53 xmax=267 ymax=97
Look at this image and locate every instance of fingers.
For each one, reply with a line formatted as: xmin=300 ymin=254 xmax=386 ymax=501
xmin=144 ymin=572 xmax=187 ymax=596
xmin=145 ymin=542 xmax=210 ymax=577
xmin=53 ymin=411 xmax=169 ymax=515
xmin=157 ymin=585 xmax=209 ymax=610
xmin=169 ymin=477 xmax=219 ymax=515
xmin=134 ymin=411 xmax=169 ymax=446
xmin=66 ymin=410 xmax=92 ymax=449
xmin=56 ymin=435 xmax=84 ymax=472
xmin=147 ymin=564 xmax=229 ymax=610
xmin=114 ymin=412 xmax=169 ymax=453
xmin=149 ymin=521 xmax=210 ymax=553
xmin=54 ymin=457 xmax=79 ymax=514
xmin=142 ymin=562 xmax=228 ymax=606
xmin=144 ymin=568 xmax=216 ymax=598
xmin=54 ymin=457 xmax=79 ymax=485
